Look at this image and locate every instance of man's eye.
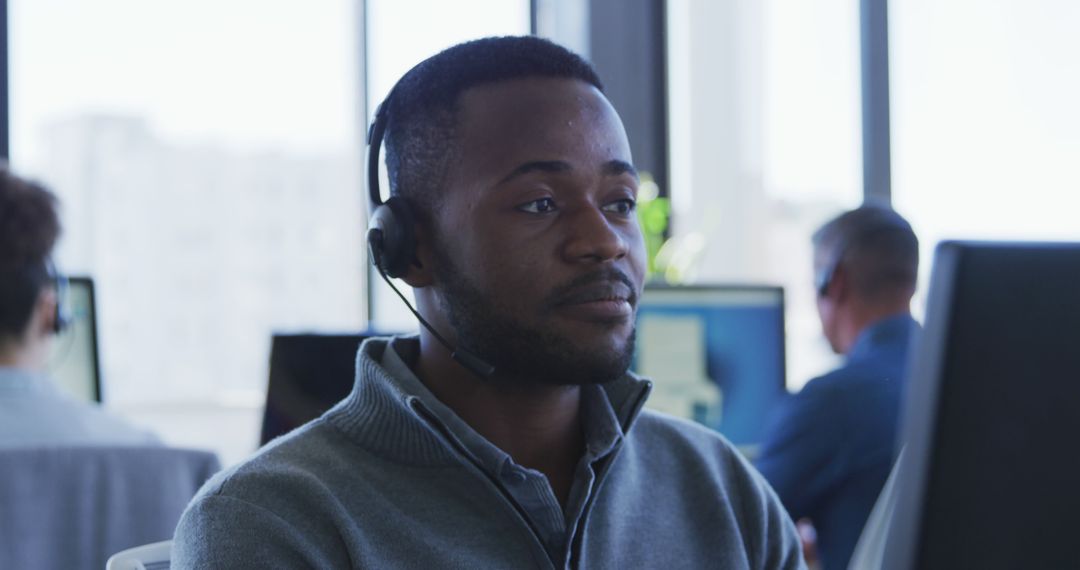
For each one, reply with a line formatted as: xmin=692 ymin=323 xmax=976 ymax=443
xmin=602 ymin=199 xmax=637 ymax=215
xmin=517 ymin=198 xmax=558 ymax=214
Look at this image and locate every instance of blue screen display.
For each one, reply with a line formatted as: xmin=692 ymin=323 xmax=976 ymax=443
xmin=633 ymin=286 xmax=787 ymax=447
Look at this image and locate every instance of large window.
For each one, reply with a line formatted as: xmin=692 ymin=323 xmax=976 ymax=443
xmin=891 ymin=0 xmax=1080 ymax=313
xmin=10 ymin=0 xmax=365 ymax=464
xmin=666 ymin=0 xmax=864 ymax=388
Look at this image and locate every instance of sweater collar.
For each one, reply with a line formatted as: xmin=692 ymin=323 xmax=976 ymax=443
xmin=847 ymin=313 xmax=919 ymax=363
xmin=326 ymin=336 xmax=652 ymax=468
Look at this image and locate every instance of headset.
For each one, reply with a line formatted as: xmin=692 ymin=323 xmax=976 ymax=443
xmin=365 ymin=93 xmax=495 ymax=378
xmin=45 ymin=260 xmax=71 ymax=334
xmin=815 ymin=260 xmax=839 ymax=298
xmin=366 ymin=100 xmax=418 ymax=280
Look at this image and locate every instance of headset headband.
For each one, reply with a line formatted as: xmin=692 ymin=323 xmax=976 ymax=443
xmin=367 ymin=102 xmax=389 ymax=208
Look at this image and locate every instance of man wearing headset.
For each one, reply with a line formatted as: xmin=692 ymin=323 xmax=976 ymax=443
xmin=0 ymin=167 xmax=155 ymax=446
xmin=755 ymin=206 xmax=920 ymax=570
xmin=175 ymin=36 xmax=803 ymax=569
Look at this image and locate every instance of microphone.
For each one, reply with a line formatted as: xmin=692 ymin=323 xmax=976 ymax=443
xmin=369 ymin=229 xmax=496 ymax=378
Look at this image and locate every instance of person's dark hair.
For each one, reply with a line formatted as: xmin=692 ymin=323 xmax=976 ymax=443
xmin=381 ymin=35 xmax=603 ymax=220
xmin=0 ymin=167 xmax=61 ymax=341
xmin=813 ymin=205 xmax=919 ymax=301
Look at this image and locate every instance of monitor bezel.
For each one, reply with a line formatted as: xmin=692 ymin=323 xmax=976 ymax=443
xmin=880 ymin=241 xmax=963 ymax=570
xmin=882 ymin=240 xmax=1080 ymax=569
xmin=66 ymin=276 xmax=103 ymax=403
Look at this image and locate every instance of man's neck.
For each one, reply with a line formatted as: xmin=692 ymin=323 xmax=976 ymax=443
xmin=840 ymin=302 xmax=911 ymax=355
xmin=412 ymin=332 xmax=585 ymax=505
xmin=0 ymin=340 xmax=47 ymax=371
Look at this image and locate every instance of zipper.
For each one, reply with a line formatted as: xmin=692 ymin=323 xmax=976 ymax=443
xmin=408 ymin=398 xmax=558 ymax=570
xmin=566 ymin=381 xmax=652 ymax=568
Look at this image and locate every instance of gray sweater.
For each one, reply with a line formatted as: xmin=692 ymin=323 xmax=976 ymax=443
xmin=174 ymin=337 xmax=804 ymax=569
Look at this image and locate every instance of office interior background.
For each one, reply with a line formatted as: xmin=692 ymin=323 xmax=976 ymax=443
xmin=4 ymin=0 xmax=1077 ymax=466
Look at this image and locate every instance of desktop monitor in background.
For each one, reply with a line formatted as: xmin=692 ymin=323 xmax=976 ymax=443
xmin=883 ymin=242 xmax=1080 ymax=570
xmin=633 ymin=285 xmax=787 ymax=452
xmin=260 ymin=333 xmax=371 ymax=445
xmin=47 ymin=277 xmax=102 ymax=403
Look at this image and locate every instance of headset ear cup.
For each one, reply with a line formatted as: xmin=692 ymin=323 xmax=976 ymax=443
xmin=368 ymin=196 xmax=417 ymax=279
xmin=52 ymin=272 xmax=71 ymax=334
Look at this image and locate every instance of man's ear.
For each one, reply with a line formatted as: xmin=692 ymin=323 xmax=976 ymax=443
xmin=400 ymin=221 xmax=434 ymax=288
xmin=32 ymin=288 xmax=59 ymax=338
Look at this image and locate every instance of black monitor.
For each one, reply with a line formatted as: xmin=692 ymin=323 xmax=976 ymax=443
xmin=48 ymin=276 xmax=102 ymax=403
xmin=633 ymin=284 xmax=787 ymax=450
xmin=260 ymin=333 xmax=371 ymax=445
xmin=883 ymin=242 xmax=1080 ymax=570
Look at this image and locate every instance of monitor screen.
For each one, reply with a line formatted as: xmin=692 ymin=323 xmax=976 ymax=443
xmin=261 ymin=334 xmax=369 ymax=445
xmin=633 ymin=285 xmax=787 ymax=448
xmin=884 ymin=242 xmax=1080 ymax=570
xmin=47 ymin=277 xmax=102 ymax=403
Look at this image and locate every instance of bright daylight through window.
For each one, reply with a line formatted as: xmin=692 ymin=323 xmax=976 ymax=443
xmin=666 ymin=0 xmax=863 ymax=388
xmin=891 ymin=0 xmax=1080 ymax=314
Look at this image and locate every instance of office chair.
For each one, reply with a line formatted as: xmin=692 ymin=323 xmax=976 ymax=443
xmin=0 ymin=446 xmax=219 ymax=570
xmin=106 ymin=540 xmax=172 ymax=570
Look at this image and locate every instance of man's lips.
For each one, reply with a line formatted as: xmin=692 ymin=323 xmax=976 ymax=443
xmin=550 ymin=280 xmax=637 ymax=321
xmin=554 ymin=281 xmax=635 ymax=307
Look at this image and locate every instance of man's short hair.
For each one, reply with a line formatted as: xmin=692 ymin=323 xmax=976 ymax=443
xmin=381 ymin=35 xmax=603 ymax=221
xmin=813 ymin=205 xmax=919 ymax=301
xmin=0 ymin=167 xmax=61 ymax=340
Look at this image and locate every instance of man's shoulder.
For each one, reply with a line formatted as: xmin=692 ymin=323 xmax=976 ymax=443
xmin=0 ymin=390 xmax=158 ymax=447
xmin=190 ymin=418 xmax=357 ymax=508
xmin=619 ymin=408 xmax=804 ymax=568
xmin=790 ymin=357 xmax=906 ymax=422
xmin=633 ymin=407 xmax=735 ymax=449
xmin=173 ymin=419 xmax=364 ymax=568
xmin=628 ymin=408 xmax=762 ymax=487
xmin=69 ymin=399 xmax=160 ymax=444
xmin=805 ymin=362 xmax=867 ymax=390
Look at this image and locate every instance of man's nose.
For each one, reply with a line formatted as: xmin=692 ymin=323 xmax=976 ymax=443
xmin=561 ymin=206 xmax=629 ymax=264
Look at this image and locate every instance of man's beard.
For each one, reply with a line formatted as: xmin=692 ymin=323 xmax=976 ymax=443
xmin=430 ymin=247 xmax=636 ymax=386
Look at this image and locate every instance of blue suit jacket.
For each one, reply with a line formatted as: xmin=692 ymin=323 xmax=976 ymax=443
xmin=755 ymin=314 xmax=917 ymax=570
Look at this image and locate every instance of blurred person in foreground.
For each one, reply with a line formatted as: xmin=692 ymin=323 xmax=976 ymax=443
xmin=755 ymin=206 xmax=920 ymax=570
xmin=0 ymin=167 xmax=156 ymax=446
xmin=174 ymin=36 xmax=804 ymax=569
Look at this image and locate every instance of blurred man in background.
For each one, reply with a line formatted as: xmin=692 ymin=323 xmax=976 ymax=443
xmin=0 ymin=166 xmax=155 ymax=446
xmin=756 ymin=206 xmax=920 ymax=570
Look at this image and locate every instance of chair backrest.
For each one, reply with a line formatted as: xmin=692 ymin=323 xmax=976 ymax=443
xmin=105 ymin=540 xmax=173 ymax=570
xmin=0 ymin=446 xmax=220 ymax=570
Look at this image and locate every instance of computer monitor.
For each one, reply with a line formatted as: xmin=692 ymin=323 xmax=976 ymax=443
xmin=633 ymin=284 xmax=787 ymax=449
xmin=47 ymin=276 xmax=102 ymax=403
xmin=883 ymin=242 xmax=1080 ymax=570
xmin=260 ymin=333 xmax=371 ymax=445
